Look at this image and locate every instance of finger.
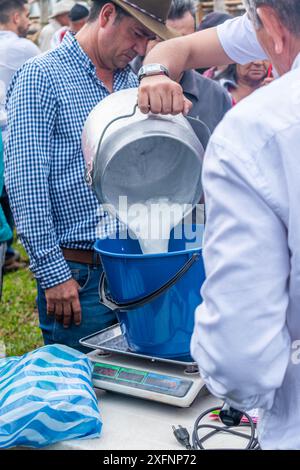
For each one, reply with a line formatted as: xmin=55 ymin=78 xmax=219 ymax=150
xmin=62 ymin=301 xmax=72 ymax=329
xmin=148 ymin=91 xmax=163 ymax=114
xmin=183 ymin=97 xmax=193 ymax=116
xmin=171 ymin=89 xmax=185 ymax=115
xmin=47 ymin=300 xmax=55 ymax=317
xmin=54 ymin=302 xmax=64 ymax=324
xmin=160 ymin=89 xmax=172 ymax=115
xmin=138 ymin=87 xmax=150 ymax=114
xmin=71 ymin=296 xmax=82 ymax=327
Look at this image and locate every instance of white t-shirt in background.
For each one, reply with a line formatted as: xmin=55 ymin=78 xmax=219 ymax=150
xmin=0 ymin=31 xmax=40 ymax=140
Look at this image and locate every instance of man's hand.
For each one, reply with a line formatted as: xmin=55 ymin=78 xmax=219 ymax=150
xmin=138 ymin=75 xmax=192 ymax=115
xmin=45 ymin=279 xmax=82 ymax=329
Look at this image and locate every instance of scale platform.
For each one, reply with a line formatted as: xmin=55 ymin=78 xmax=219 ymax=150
xmin=81 ymin=325 xmax=206 ymax=408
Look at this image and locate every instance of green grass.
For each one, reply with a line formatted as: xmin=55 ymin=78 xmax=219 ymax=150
xmin=0 ymin=241 xmax=43 ymax=357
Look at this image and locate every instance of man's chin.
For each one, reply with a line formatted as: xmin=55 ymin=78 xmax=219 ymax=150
xmin=18 ymin=30 xmax=28 ymax=38
xmin=115 ymin=59 xmax=132 ymax=70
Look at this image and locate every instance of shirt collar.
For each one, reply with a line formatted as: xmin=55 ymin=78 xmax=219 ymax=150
xmin=0 ymin=30 xmax=18 ymax=39
xmin=61 ymin=32 xmax=95 ymax=75
xmin=218 ymin=77 xmax=237 ymax=90
xmin=60 ymin=32 xmax=133 ymax=86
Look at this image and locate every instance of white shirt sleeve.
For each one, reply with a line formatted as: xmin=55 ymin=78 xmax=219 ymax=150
xmin=191 ymin=130 xmax=291 ymax=412
xmin=7 ymin=39 xmax=40 ymax=71
xmin=217 ymin=14 xmax=267 ymax=64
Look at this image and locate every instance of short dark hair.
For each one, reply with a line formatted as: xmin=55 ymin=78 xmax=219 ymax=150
xmin=0 ymin=0 xmax=27 ymax=24
xmin=88 ymin=0 xmax=130 ymax=23
xmin=168 ymin=0 xmax=197 ymax=21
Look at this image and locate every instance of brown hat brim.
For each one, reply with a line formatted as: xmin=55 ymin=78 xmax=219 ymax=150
xmin=112 ymin=0 xmax=179 ymax=41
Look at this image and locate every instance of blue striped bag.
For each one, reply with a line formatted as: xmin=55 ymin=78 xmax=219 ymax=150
xmin=0 ymin=344 xmax=102 ymax=448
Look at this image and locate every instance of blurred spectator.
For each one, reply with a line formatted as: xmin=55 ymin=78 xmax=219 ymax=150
xmin=0 ymin=0 xmax=40 ymax=111
xmin=0 ymin=130 xmax=12 ymax=297
xmin=198 ymin=11 xmax=233 ymax=31
xmin=0 ymin=131 xmax=12 ymax=250
xmin=27 ymin=19 xmax=42 ymax=46
xmin=214 ymin=61 xmax=270 ymax=104
xmin=39 ymin=0 xmax=74 ymax=52
xmin=69 ymin=3 xmax=90 ymax=33
xmin=51 ymin=2 xmax=90 ymax=48
xmin=167 ymin=0 xmax=195 ymax=35
xmin=0 ymin=0 xmax=39 ymax=272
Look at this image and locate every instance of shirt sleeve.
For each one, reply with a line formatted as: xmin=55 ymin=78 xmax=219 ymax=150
xmin=217 ymin=14 xmax=267 ymax=64
xmin=191 ymin=134 xmax=291 ymax=412
xmin=5 ymin=62 xmax=72 ymax=289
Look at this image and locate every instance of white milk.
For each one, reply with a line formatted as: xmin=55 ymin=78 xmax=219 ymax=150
xmin=118 ymin=198 xmax=187 ymax=255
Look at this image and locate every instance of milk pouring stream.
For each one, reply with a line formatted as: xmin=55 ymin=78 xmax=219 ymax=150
xmin=118 ymin=198 xmax=188 ymax=255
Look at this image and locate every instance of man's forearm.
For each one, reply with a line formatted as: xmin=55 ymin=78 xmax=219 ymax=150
xmin=143 ymin=28 xmax=232 ymax=80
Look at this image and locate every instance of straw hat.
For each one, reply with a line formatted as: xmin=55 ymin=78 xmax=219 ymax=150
xmin=50 ymin=1 xmax=75 ymax=19
xmin=111 ymin=0 xmax=178 ymax=40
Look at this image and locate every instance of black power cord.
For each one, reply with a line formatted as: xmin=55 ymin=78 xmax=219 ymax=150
xmin=173 ymin=405 xmax=260 ymax=450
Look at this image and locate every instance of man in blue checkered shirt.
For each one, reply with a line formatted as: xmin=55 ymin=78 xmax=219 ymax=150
xmin=5 ymin=0 xmax=176 ymax=351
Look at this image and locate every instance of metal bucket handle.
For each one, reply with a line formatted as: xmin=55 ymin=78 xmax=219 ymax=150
xmin=99 ymin=252 xmax=201 ymax=312
xmin=85 ymin=103 xmax=139 ymax=186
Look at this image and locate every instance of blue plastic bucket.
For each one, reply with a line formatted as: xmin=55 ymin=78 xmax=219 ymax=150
xmin=95 ymin=225 xmax=205 ymax=359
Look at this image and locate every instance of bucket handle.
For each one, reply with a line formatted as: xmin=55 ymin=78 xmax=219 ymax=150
xmin=85 ymin=103 xmax=139 ymax=186
xmin=99 ymin=252 xmax=201 ymax=312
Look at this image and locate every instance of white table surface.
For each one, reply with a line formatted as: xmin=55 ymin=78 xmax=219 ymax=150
xmin=46 ymin=387 xmax=249 ymax=450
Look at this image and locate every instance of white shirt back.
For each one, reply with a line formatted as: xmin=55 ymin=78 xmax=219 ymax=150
xmin=191 ymin=54 xmax=300 ymax=449
xmin=0 ymin=31 xmax=40 ymax=97
xmin=0 ymin=30 xmax=39 ymax=139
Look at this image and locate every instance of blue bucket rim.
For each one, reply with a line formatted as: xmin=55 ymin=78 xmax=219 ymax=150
xmin=94 ymin=240 xmax=203 ymax=259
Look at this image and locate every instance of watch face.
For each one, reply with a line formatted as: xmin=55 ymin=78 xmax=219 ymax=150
xmin=138 ymin=64 xmax=168 ymax=81
xmin=148 ymin=65 xmax=159 ymax=73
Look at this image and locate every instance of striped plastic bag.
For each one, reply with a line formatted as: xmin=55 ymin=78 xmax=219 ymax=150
xmin=0 ymin=344 xmax=102 ymax=448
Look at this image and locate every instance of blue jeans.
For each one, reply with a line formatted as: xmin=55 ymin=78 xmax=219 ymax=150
xmin=37 ymin=261 xmax=117 ymax=353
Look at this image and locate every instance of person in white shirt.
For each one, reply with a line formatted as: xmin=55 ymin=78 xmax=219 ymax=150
xmin=0 ymin=0 xmax=40 ymax=271
xmin=0 ymin=0 xmax=40 ymax=109
xmin=38 ymin=0 xmax=74 ymax=53
xmin=142 ymin=0 xmax=300 ymax=450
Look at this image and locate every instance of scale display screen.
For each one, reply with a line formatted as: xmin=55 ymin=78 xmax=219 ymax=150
xmin=93 ymin=363 xmax=192 ymax=398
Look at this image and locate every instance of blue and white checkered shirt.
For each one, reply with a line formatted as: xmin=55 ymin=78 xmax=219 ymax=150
xmin=5 ymin=33 xmax=138 ymax=289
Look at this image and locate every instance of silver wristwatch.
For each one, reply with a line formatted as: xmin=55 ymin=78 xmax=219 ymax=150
xmin=137 ymin=63 xmax=169 ymax=82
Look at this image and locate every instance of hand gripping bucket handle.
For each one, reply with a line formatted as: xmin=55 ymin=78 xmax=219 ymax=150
xmin=99 ymin=252 xmax=201 ymax=313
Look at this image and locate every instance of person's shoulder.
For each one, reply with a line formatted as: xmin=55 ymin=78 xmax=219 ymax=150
xmin=40 ymin=23 xmax=54 ymax=34
xmin=17 ymin=37 xmax=40 ymax=57
xmin=193 ymin=71 xmax=222 ymax=89
xmin=190 ymin=71 xmax=232 ymax=112
xmin=18 ymin=44 xmax=66 ymax=74
xmin=7 ymin=52 xmax=57 ymax=101
xmin=189 ymin=70 xmax=231 ymax=99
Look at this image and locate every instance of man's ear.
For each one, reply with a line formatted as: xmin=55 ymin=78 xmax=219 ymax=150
xmin=257 ymin=5 xmax=285 ymax=55
xmin=99 ymin=3 xmax=117 ymax=28
xmin=11 ymin=10 xmax=20 ymax=26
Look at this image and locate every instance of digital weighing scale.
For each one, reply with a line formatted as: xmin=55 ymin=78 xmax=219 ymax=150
xmin=80 ymin=325 xmax=206 ymax=408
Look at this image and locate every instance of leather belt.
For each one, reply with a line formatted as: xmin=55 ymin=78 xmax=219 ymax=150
xmin=61 ymin=248 xmax=101 ymax=266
